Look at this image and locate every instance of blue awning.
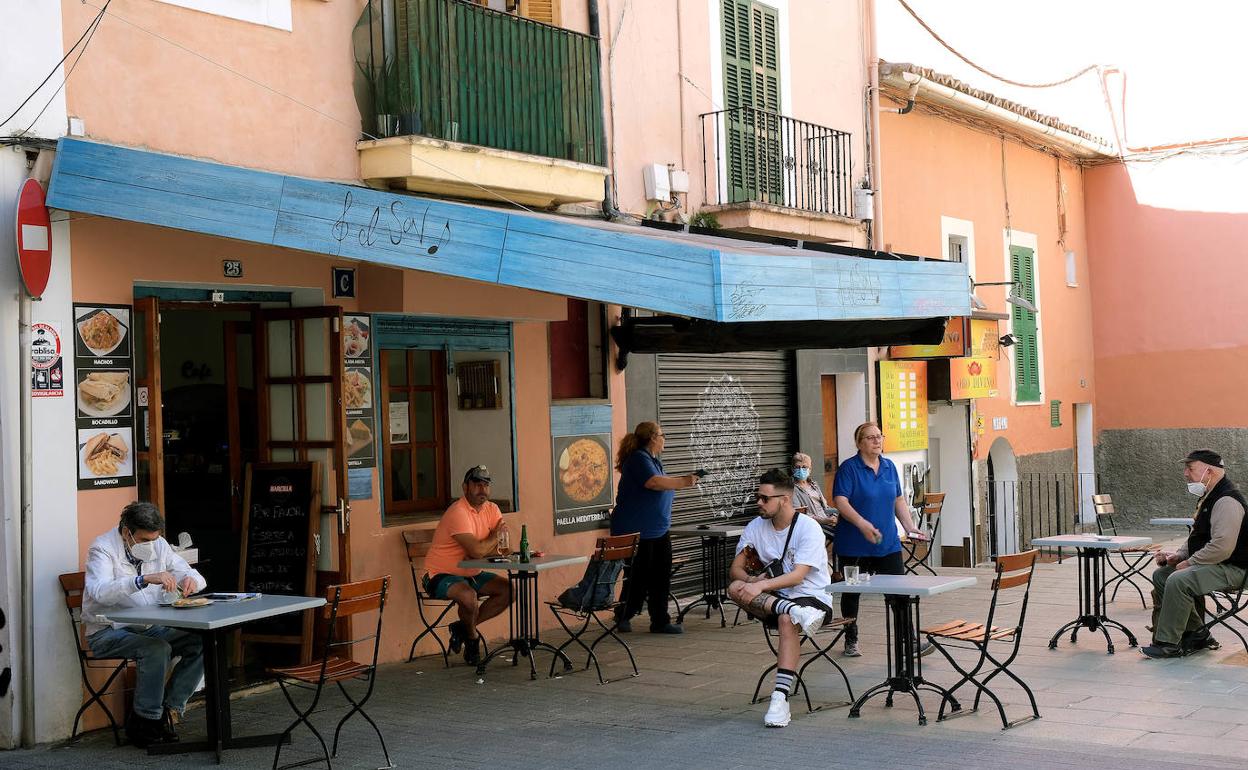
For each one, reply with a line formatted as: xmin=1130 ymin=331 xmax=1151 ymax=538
xmin=47 ymin=138 xmax=969 ymax=323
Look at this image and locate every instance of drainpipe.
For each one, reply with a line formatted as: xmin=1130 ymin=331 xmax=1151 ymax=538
xmin=18 ymin=292 xmax=33 ymax=747
xmin=589 ymin=0 xmax=627 ymax=221
xmin=884 ymin=79 xmax=920 ymax=115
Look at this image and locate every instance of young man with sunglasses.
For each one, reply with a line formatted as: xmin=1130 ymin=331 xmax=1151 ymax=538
xmin=727 ymin=469 xmax=834 ymax=728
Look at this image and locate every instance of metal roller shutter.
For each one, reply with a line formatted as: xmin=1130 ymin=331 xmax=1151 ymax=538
xmin=655 ymin=351 xmax=795 ymax=600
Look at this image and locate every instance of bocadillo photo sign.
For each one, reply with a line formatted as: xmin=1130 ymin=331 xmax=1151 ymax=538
xmin=73 ymin=302 xmax=136 ymax=489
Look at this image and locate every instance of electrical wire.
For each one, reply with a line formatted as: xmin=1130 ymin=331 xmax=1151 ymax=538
xmin=79 ymin=0 xmax=539 ymax=214
xmin=895 ymin=0 xmax=1101 ymax=90
xmin=17 ymin=4 xmax=108 ymax=138
xmin=0 ymin=0 xmax=110 ymax=132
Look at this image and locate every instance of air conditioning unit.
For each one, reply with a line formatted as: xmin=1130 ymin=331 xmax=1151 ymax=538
xmin=642 ymin=163 xmax=671 ymax=202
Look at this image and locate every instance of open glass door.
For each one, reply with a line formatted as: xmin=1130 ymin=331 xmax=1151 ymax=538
xmin=254 ymin=308 xmax=350 ymax=581
xmin=133 ymin=296 xmax=164 ymax=510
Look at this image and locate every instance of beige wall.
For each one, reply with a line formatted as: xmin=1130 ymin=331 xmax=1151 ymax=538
xmin=1086 ymin=158 xmax=1248 ymax=431
xmin=61 ymin=0 xmax=365 ymax=181
xmin=880 ymin=109 xmax=1097 ymax=459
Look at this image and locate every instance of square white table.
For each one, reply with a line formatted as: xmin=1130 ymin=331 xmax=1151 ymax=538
xmin=101 ymin=594 xmax=325 ymax=762
xmin=669 ymin=523 xmax=746 ymax=627
xmin=826 ymin=575 xmax=976 ymax=725
xmin=1031 ymin=534 xmax=1152 ymax=653
xmin=459 ymin=554 xmax=588 ymax=679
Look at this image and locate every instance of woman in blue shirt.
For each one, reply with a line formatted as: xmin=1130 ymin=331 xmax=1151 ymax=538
xmin=611 ymin=421 xmax=699 ymax=634
xmin=832 ymin=421 xmax=927 ymax=656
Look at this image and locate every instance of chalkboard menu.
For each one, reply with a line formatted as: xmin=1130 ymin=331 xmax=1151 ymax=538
xmin=239 ymin=462 xmax=320 ymax=648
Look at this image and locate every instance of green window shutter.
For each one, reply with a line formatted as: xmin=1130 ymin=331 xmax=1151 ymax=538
xmin=1010 ymin=245 xmax=1040 ymax=402
xmin=1050 ymin=399 xmax=1062 ymax=427
xmin=721 ymin=0 xmax=781 ymax=204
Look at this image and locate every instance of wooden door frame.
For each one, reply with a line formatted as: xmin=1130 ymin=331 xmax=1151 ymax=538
xmin=134 ymin=296 xmax=164 ymax=511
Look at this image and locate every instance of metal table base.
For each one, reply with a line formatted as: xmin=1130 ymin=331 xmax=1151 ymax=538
xmin=677 ymin=534 xmax=733 ymax=628
xmin=1047 ymin=547 xmax=1138 ymax=654
xmin=476 ymin=570 xmax=572 ymax=680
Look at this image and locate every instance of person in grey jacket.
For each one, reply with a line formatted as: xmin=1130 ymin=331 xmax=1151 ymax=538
xmin=1143 ymin=449 xmax=1248 ymax=658
xmin=84 ymin=501 xmax=206 ymax=747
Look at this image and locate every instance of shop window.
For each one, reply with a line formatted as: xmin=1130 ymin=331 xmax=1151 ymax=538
xmin=550 ymin=299 xmax=608 ymax=401
xmin=380 ymin=349 xmax=450 ymax=514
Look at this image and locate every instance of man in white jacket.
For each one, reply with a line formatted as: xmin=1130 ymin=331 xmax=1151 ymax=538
xmin=84 ymin=501 xmax=206 ymax=747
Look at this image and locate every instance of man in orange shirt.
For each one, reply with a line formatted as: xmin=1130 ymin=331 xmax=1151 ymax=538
xmin=423 ymin=465 xmax=512 ymax=664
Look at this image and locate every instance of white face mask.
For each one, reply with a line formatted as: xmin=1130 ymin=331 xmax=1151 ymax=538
xmin=1186 ymin=469 xmax=1210 ymax=497
xmin=126 ymin=530 xmax=158 ymax=562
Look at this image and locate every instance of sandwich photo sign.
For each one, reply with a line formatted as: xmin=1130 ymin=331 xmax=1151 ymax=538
xmin=342 ymin=314 xmax=376 ymax=470
xmin=73 ymin=303 xmax=136 ymax=489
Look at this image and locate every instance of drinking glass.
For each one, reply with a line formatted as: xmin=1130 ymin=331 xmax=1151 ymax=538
xmin=844 ymin=565 xmax=860 ymax=586
xmin=497 ymin=528 xmax=510 ymax=556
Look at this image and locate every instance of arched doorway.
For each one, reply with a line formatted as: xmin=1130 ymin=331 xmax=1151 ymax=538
xmin=987 ymin=437 xmax=1019 ymax=557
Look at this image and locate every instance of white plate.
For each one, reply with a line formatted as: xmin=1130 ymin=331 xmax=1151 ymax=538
xmin=78 ymin=309 xmax=128 ymax=358
xmin=79 ymin=433 xmax=133 ymax=479
xmin=77 ymin=378 xmax=131 ymax=418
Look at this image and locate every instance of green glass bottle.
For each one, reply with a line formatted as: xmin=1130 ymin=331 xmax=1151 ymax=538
xmin=519 ymin=524 xmax=531 ymax=562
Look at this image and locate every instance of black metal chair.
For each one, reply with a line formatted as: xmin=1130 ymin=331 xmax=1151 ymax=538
xmin=1093 ymin=494 xmax=1159 ymax=608
xmin=749 ymin=612 xmax=855 ymax=714
xmin=922 ymin=550 xmax=1040 ymax=730
xmin=269 ymin=576 xmax=392 ymax=770
xmin=546 ymin=533 xmax=641 ymax=684
xmin=1184 ymin=566 xmax=1248 ymax=655
xmin=403 ymin=529 xmax=488 ymax=666
xmin=59 ymin=571 xmax=131 ymax=746
xmin=902 ymin=492 xmax=944 ymax=576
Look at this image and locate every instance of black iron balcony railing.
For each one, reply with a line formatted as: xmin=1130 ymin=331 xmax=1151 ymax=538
xmin=364 ymin=0 xmax=605 ymax=166
xmin=700 ymin=106 xmax=852 ymax=217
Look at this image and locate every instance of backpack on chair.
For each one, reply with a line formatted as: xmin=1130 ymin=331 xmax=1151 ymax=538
xmin=557 ymin=558 xmax=625 ymax=613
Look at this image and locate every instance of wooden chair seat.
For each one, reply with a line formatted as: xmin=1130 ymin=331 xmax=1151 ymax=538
xmin=269 ymin=655 xmax=371 ymax=684
xmin=922 ymin=618 xmax=1016 ymax=643
xmin=1120 ymin=544 xmax=1163 ymax=553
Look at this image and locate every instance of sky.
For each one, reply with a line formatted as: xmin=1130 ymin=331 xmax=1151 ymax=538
xmin=876 ymin=0 xmax=1248 ymax=150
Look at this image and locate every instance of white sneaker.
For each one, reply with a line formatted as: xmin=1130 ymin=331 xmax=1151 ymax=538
xmin=763 ymin=691 xmax=791 ymax=728
xmin=789 ymin=605 xmax=826 ymax=637
xmin=843 ymin=639 xmax=862 ymax=657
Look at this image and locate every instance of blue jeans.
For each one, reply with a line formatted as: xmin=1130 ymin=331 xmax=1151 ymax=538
xmin=89 ymin=625 xmax=204 ymax=720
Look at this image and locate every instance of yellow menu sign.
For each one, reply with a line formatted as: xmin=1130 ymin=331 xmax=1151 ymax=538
xmin=879 ymin=360 xmax=928 ymax=452
xmin=889 ymin=318 xmax=966 ymax=359
xmin=968 ymin=318 xmax=1000 ymax=357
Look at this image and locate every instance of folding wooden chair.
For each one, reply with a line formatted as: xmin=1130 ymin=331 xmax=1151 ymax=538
xmin=546 ymin=533 xmax=641 ymax=684
xmin=59 ymin=571 xmax=131 ymax=746
xmin=1184 ymin=567 xmax=1248 ymax=655
xmin=922 ymin=550 xmax=1040 ymax=730
xmin=902 ymin=492 xmax=944 ymax=576
xmin=402 ymin=530 xmax=488 ymax=666
xmin=269 ymin=576 xmax=392 ymax=770
xmin=750 ymin=613 xmax=855 ymax=714
xmin=1093 ymin=494 xmax=1159 ymax=608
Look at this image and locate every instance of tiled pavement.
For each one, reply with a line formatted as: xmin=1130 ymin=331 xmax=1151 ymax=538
xmin=9 ymin=530 xmax=1248 ymax=769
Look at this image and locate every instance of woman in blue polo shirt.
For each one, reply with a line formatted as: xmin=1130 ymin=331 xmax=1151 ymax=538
xmin=832 ymin=421 xmax=927 ymax=657
xmin=611 ymin=421 xmax=699 ymax=634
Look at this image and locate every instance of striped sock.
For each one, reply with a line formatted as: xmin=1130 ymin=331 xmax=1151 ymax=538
xmin=774 ymin=668 xmax=797 ymax=699
xmin=772 ymin=598 xmax=796 ymax=617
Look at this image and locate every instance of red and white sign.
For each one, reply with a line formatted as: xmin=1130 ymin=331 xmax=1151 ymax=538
xmin=16 ymin=178 xmax=52 ymax=299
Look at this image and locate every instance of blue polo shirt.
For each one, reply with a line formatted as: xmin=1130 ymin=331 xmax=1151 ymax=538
xmin=832 ymin=454 xmax=903 ymax=557
xmin=610 ymin=449 xmax=673 ymax=539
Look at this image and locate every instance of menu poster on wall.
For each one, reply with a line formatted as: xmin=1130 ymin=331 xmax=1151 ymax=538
xmin=552 ymin=433 xmax=614 ymax=534
xmin=342 ymin=314 xmax=376 ymax=469
xmin=878 ymin=360 xmax=929 ymax=453
xmin=73 ymin=303 xmax=136 ymax=489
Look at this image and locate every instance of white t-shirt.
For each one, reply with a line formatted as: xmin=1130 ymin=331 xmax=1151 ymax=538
xmin=736 ymin=513 xmax=833 ymax=602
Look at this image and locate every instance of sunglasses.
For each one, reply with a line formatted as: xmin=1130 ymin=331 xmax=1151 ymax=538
xmin=755 ymin=492 xmax=786 ymax=503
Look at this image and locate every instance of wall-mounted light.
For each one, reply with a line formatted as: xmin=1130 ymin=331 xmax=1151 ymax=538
xmin=970 ymin=279 xmax=1038 ymax=314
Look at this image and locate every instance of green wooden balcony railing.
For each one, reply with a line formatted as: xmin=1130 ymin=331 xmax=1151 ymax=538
xmin=366 ymin=0 xmax=605 ymax=167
